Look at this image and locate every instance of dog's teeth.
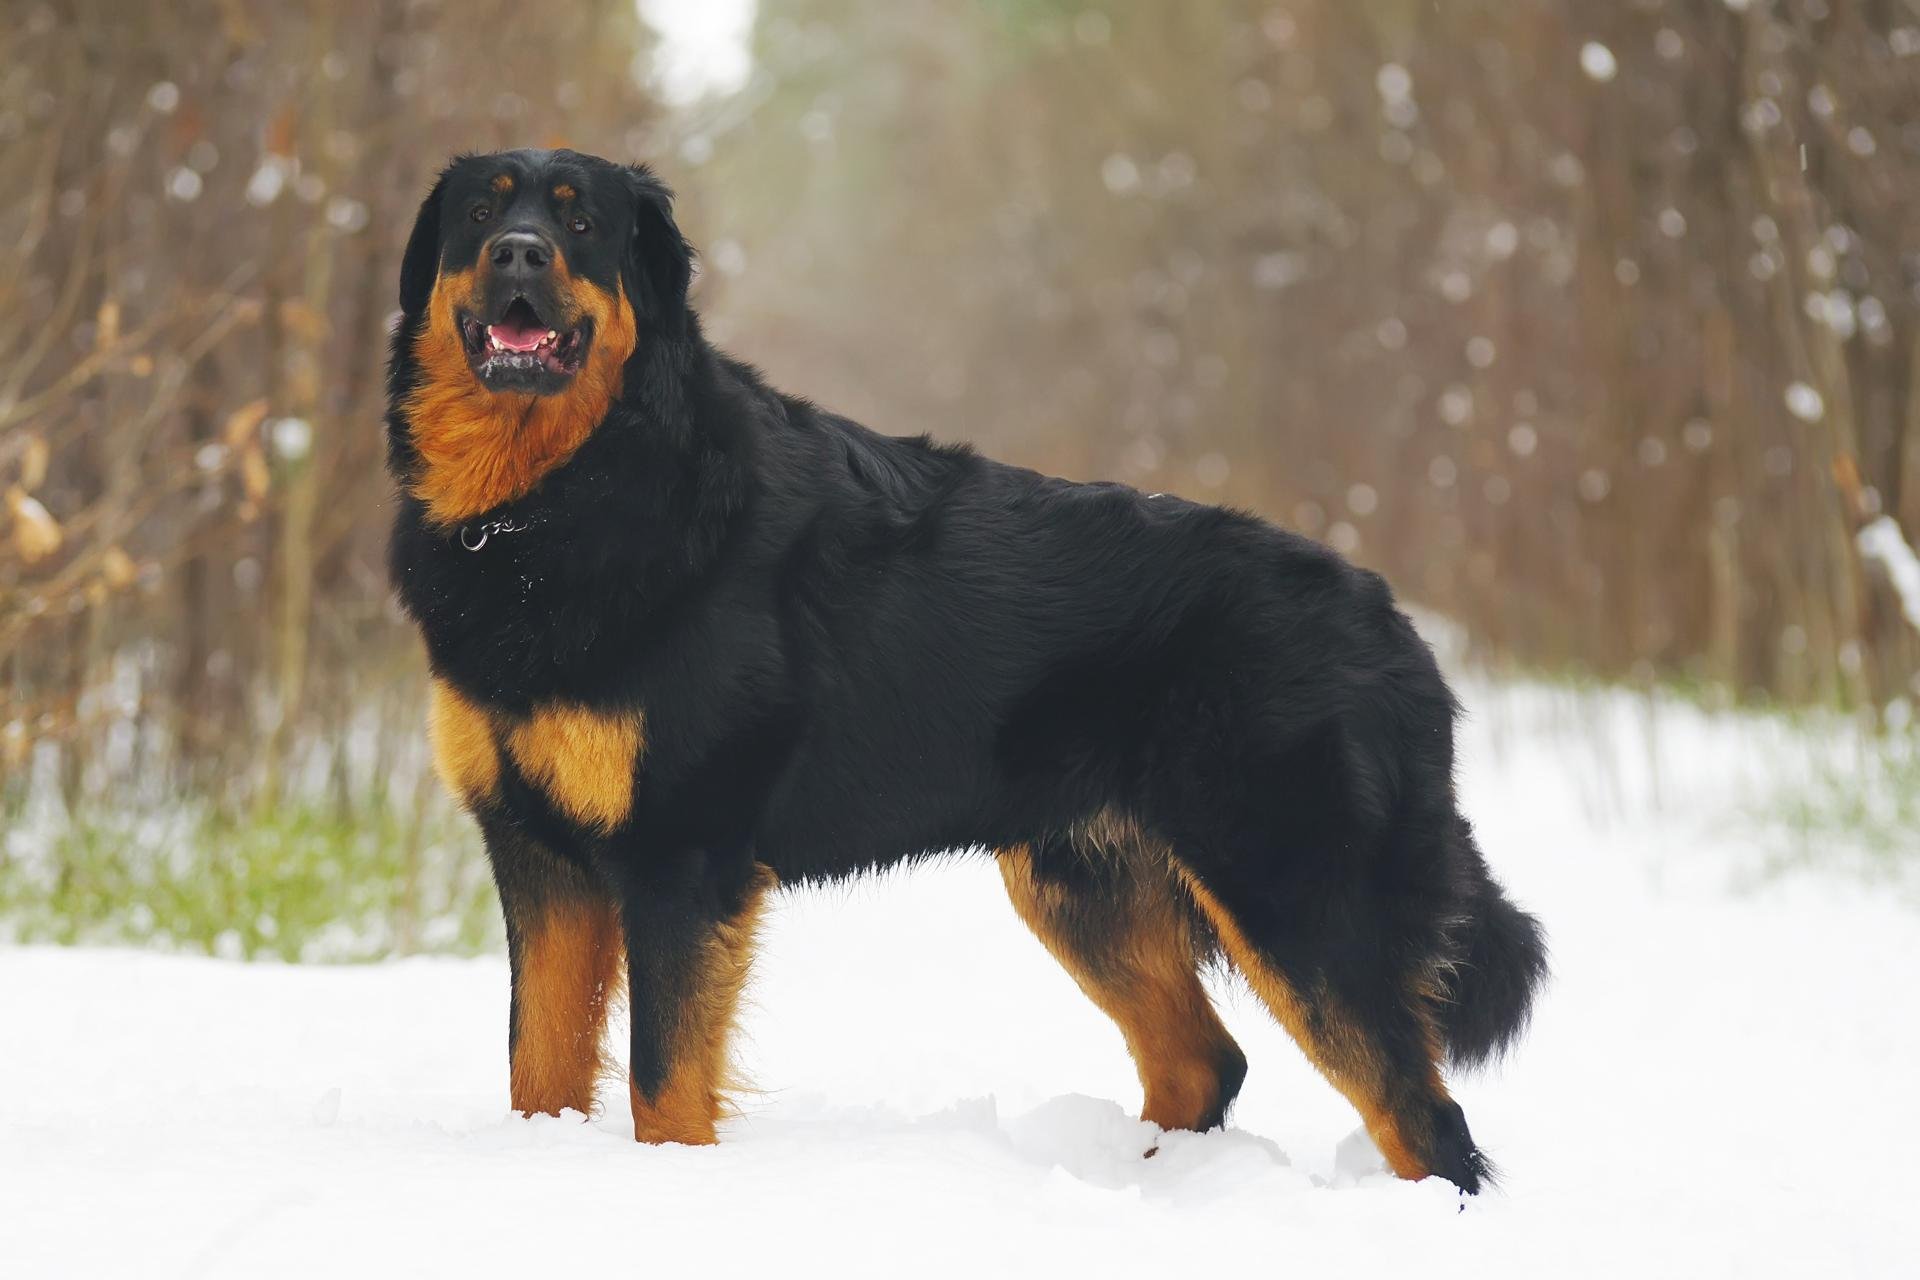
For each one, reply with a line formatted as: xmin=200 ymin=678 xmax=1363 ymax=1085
xmin=546 ymin=330 xmax=557 ymax=342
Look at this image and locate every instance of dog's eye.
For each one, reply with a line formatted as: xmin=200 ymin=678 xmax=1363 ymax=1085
xmin=568 ymin=216 xmax=591 ymax=234
xmin=470 ymin=206 xmax=491 ymax=223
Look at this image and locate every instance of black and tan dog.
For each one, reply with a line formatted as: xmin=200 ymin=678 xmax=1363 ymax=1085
xmin=387 ymin=149 xmax=1547 ymax=1191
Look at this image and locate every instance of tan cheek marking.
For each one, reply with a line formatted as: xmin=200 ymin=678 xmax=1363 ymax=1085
xmin=402 ymin=273 xmax=638 ymax=527
xmin=505 ymin=704 xmax=645 ymax=831
xmin=427 ymin=678 xmax=500 ymax=804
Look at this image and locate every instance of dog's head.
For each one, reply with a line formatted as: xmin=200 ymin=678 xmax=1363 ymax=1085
xmin=400 ymin=149 xmax=690 ymax=395
xmin=393 ymin=150 xmax=692 ymax=523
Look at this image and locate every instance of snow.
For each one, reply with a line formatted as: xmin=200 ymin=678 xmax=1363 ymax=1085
xmin=1785 ymin=380 xmax=1826 ymax=423
xmin=1858 ymin=515 xmax=1920 ymax=635
xmin=1375 ymin=63 xmax=1413 ymax=104
xmin=3 ymin=674 xmax=1916 ymax=1278
xmin=1579 ymin=42 xmax=1618 ymax=84
xmin=639 ymin=0 xmax=756 ymax=105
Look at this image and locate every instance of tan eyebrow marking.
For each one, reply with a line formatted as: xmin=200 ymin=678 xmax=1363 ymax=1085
xmin=553 ymin=183 xmax=576 ymax=201
xmin=492 ymin=174 xmax=514 ymax=193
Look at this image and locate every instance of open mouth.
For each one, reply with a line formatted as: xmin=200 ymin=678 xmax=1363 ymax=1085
xmin=459 ymin=297 xmax=589 ymax=380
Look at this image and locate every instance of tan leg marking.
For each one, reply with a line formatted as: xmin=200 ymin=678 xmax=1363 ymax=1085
xmin=631 ymin=864 xmax=778 ymax=1145
xmin=511 ymin=897 xmax=624 ymax=1117
xmin=999 ymin=845 xmax=1240 ymax=1132
xmin=1175 ymin=866 xmax=1440 ymax=1180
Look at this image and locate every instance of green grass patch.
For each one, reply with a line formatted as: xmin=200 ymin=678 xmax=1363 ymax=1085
xmin=0 ymin=797 xmax=502 ymax=961
xmin=1762 ymin=726 xmax=1920 ymax=885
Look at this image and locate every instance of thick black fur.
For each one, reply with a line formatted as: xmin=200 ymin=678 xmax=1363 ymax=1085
xmin=387 ymin=150 xmax=1547 ymax=1192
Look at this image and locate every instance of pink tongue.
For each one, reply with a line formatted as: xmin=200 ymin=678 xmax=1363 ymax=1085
xmin=488 ymin=319 xmax=546 ymax=352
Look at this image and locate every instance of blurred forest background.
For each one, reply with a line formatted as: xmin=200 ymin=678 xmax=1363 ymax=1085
xmin=4 ymin=0 xmax=1919 ymax=955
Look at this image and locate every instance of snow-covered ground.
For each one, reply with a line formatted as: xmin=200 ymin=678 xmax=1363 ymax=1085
xmin=3 ymin=676 xmax=1915 ymax=1278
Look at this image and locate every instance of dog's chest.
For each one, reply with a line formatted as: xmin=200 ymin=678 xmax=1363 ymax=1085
xmin=428 ymin=680 xmax=644 ymax=832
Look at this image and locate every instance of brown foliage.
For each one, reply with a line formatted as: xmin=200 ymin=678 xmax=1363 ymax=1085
xmin=698 ymin=0 xmax=1920 ymax=705
xmin=1 ymin=0 xmax=658 ymax=808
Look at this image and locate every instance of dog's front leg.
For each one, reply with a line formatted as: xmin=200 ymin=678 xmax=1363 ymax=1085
xmin=618 ymin=848 xmax=777 ymax=1145
xmin=480 ymin=813 xmax=622 ymax=1119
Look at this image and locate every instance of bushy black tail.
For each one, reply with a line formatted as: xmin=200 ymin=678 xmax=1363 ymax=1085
xmin=1438 ymin=820 xmax=1549 ymax=1070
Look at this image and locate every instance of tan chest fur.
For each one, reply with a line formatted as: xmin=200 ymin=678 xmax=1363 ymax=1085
xmin=427 ymin=679 xmax=644 ymax=832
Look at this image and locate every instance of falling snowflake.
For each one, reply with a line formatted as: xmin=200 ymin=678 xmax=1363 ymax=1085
xmin=271 ymin=417 xmax=314 ymax=461
xmin=1253 ymin=252 xmax=1306 ymax=290
xmin=165 ymin=167 xmax=203 ymax=202
xmin=246 ymin=160 xmax=287 ymax=208
xmin=1580 ymin=43 xmax=1618 ymax=83
xmin=1784 ymin=382 xmax=1825 ymax=423
xmin=1100 ymin=154 xmax=1140 ymax=195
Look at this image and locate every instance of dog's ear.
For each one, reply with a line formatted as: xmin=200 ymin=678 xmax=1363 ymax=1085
xmin=398 ymin=171 xmax=450 ymax=315
xmin=622 ymin=165 xmax=693 ymax=329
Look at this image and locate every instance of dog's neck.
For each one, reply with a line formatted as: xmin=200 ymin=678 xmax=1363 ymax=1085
xmin=393 ymin=308 xmax=755 ymax=581
xmin=386 ymin=312 xmax=759 ymax=703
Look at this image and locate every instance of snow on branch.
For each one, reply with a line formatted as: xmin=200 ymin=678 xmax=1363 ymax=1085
xmin=1857 ymin=516 xmax=1920 ymax=636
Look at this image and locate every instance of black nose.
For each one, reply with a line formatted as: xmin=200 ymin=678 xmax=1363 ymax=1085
xmin=488 ymin=229 xmax=553 ymax=279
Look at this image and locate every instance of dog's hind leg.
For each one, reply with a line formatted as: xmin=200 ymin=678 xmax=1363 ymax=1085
xmin=998 ymin=835 xmax=1246 ymax=1134
xmin=620 ymin=854 xmax=777 ymax=1145
xmin=1171 ymin=851 xmax=1489 ymax=1192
